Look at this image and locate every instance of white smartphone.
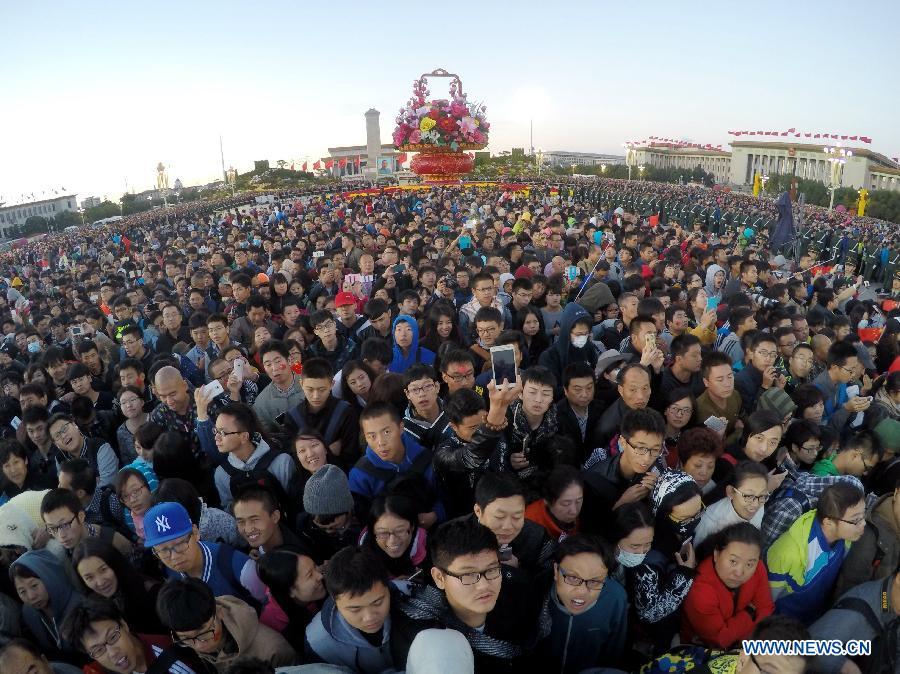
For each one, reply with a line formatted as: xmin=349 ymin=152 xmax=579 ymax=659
xmin=490 ymin=345 xmax=517 ymax=386
xmin=312 ymin=251 xmax=325 ymax=258
xmin=704 ymin=416 xmax=727 ymax=434
xmin=233 ymin=358 xmax=245 ymax=379
xmin=203 ymin=380 xmax=224 ymax=398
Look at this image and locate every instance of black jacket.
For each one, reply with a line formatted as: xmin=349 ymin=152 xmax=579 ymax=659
xmin=433 ymin=426 xmax=503 ymax=519
xmin=555 ymin=399 xmax=606 ymax=464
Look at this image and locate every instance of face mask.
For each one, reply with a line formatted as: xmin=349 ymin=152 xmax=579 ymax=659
xmin=27 ymin=342 xmax=41 ymax=354
xmin=616 ymin=548 xmax=647 ymax=568
xmin=672 ymin=513 xmax=702 ymax=541
xmin=571 ymin=335 xmax=589 ymax=349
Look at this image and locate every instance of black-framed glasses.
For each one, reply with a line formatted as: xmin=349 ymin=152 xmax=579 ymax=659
xmin=45 ymin=513 xmax=78 ymax=536
xmin=732 ymin=487 xmax=770 ymax=505
xmin=440 ymin=565 xmax=502 ymax=585
xmin=173 ymin=618 xmax=218 ymax=646
xmin=50 ymin=422 xmax=73 ymax=442
xmin=558 ymin=567 xmax=606 ymax=591
xmin=839 ymin=516 xmax=866 ymax=527
xmin=623 ymin=437 xmax=662 ymax=458
xmin=152 ymin=533 xmax=194 ymax=559
xmin=213 ymin=428 xmax=244 ymax=439
xmin=87 ymin=627 xmax=123 ymax=659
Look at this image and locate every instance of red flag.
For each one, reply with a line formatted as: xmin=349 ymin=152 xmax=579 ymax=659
xmin=849 ymin=136 xmax=858 ymax=141
xmin=313 ymin=160 xmax=321 ymax=170
xmin=860 ymin=136 xmax=872 ymax=143
xmin=804 ymin=133 xmax=811 ymax=137
xmin=338 ymin=158 xmax=347 ymax=168
xmin=787 ymin=128 xmax=796 ymax=133
xmin=840 ymin=135 xmax=848 ymax=140
xmin=781 ymin=132 xmax=788 ymax=136
xmin=355 ymin=156 xmax=362 ymax=165
xmin=831 ymin=134 xmax=839 ymax=139
xmin=324 ymin=158 xmax=334 ymax=169
xmin=397 ymin=152 xmax=408 ymax=163
xmin=814 ymin=134 xmax=821 ymax=138
xmin=302 ymin=161 xmax=308 ymax=171
xmin=749 ymin=131 xmax=756 ymax=135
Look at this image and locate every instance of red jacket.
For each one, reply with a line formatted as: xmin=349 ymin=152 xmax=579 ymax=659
xmin=681 ymin=555 xmax=774 ymax=649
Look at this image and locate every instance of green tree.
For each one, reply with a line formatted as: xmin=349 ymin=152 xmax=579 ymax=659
xmin=84 ymin=201 xmax=122 ymax=222
xmin=23 ymin=216 xmax=48 ymax=236
xmin=52 ymin=210 xmax=81 ymax=228
xmin=868 ymin=190 xmax=900 ymax=223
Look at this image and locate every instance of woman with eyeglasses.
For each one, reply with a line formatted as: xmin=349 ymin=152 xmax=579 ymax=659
xmin=694 ymin=462 xmax=770 ymax=548
xmin=681 ymin=522 xmax=774 ymax=649
xmin=662 ymin=388 xmax=695 ymax=464
xmin=72 ymin=537 xmax=165 ymax=635
xmin=113 ymin=465 xmax=157 ymax=545
xmin=783 ymin=419 xmax=824 ymax=470
xmin=359 ymin=494 xmax=429 ymax=580
xmin=766 ymin=482 xmax=867 ymax=623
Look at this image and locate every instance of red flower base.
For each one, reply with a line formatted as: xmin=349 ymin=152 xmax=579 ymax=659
xmin=410 ymin=150 xmax=474 ymax=183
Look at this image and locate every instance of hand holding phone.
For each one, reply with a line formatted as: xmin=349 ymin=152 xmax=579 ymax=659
xmin=706 ymin=296 xmax=719 ymax=311
xmin=490 ymin=345 xmax=517 ymax=387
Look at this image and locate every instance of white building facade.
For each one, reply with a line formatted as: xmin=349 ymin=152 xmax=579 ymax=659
xmin=0 ymin=194 xmax=78 ymax=235
xmin=544 ymin=151 xmax=625 ymax=168
xmin=631 ymin=146 xmax=732 ymax=184
xmin=729 ymin=141 xmax=900 ymax=192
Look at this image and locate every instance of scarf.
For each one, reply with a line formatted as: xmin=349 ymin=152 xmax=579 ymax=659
xmin=508 ymin=400 xmax=558 ymax=479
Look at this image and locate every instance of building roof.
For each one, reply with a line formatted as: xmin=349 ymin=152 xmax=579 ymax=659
xmin=730 ymin=140 xmax=899 ymax=170
xmin=0 ymin=194 xmax=77 ymax=211
xmin=545 ymin=150 xmax=625 ymax=159
xmin=636 ymin=145 xmax=730 ymax=157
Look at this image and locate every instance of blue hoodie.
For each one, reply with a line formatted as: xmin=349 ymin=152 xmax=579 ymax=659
xmin=388 ymin=314 xmax=435 ymax=373
xmin=348 ymin=433 xmax=445 ymax=521
xmin=305 ymin=583 xmax=407 ymax=672
xmin=10 ymin=549 xmax=84 ymax=654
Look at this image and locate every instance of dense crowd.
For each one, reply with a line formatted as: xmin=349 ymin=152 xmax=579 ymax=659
xmin=0 ymin=178 xmax=897 ymax=674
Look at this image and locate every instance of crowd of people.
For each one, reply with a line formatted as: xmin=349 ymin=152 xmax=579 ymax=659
xmin=0 ymin=176 xmax=897 ymax=674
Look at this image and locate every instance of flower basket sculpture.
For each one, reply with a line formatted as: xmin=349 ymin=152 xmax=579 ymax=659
xmin=393 ymin=68 xmax=489 ymax=182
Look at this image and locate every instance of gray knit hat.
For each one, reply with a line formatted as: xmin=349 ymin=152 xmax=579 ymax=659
xmin=303 ymin=465 xmax=354 ymax=516
xmin=757 ymin=388 xmax=797 ymax=419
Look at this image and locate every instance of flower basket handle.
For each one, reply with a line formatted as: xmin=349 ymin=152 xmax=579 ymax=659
xmin=416 ymin=68 xmax=464 ymax=99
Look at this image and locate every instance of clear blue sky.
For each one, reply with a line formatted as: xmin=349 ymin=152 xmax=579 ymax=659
xmin=2 ymin=0 xmax=898 ymax=202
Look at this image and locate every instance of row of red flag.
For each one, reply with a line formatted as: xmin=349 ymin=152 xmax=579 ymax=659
xmin=291 ymin=153 xmax=409 ymax=172
xmin=646 ymin=137 xmax=725 ymax=150
xmin=728 ymin=129 xmax=872 ymax=144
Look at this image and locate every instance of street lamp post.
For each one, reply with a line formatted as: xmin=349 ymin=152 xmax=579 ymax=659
xmin=77 ymin=208 xmax=85 ymax=227
xmin=600 ymin=164 xmax=607 ymax=175
xmin=824 ymin=145 xmax=852 ymax=212
xmin=638 ymin=164 xmax=646 ymax=181
xmin=623 ymin=143 xmax=637 ymax=181
xmin=536 ymin=148 xmax=544 ymax=176
xmin=571 ymin=163 xmax=577 ymax=177
xmin=760 ymin=173 xmax=769 ymax=194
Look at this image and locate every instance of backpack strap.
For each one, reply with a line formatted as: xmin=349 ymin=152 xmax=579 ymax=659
xmin=287 ymin=405 xmax=306 ymax=430
xmin=408 ymin=447 xmax=434 ymax=475
xmin=322 ymin=400 xmax=351 ymax=446
xmin=354 ymin=455 xmax=397 ymax=484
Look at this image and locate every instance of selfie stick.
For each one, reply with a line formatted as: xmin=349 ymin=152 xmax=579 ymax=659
xmin=573 ymin=253 xmax=605 ymax=302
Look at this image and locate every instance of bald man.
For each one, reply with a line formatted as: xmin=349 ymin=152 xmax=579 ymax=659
xmin=810 ymin=334 xmax=833 ymax=380
xmin=147 ymin=366 xmax=202 ymax=457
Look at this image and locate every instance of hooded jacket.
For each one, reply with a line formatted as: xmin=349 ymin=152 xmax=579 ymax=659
xmin=348 ymin=434 xmax=444 ymax=521
xmin=388 ymin=315 xmax=435 ymax=373
xmin=538 ymin=303 xmax=600 ymax=396
xmin=9 ymin=549 xmax=83 ymax=655
xmin=305 ymin=585 xmax=403 ymax=673
xmin=198 ymin=595 xmax=297 ymax=672
xmin=704 ymin=264 xmax=726 ymax=300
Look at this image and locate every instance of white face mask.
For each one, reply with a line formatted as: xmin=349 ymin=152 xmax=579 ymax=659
xmin=616 ymin=547 xmax=647 ymax=568
xmin=571 ymin=335 xmax=589 ymax=349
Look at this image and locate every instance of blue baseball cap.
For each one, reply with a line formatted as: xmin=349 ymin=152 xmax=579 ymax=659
xmin=143 ymin=502 xmax=193 ymax=548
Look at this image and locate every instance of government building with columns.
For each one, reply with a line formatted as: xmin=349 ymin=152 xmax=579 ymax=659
xmin=728 ymin=141 xmax=900 ymax=192
xmin=631 ymin=145 xmax=731 ymax=184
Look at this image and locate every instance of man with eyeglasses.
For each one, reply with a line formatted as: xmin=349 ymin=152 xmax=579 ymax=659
xmin=401 ymin=364 xmax=450 ymax=451
xmin=583 ymin=408 xmax=665 ymax=537
xmin=40 ymin=488 xmax=132 ymax=559
xmin=143 ymin=501 xmax=266 ymax=607
xmin=535 ymin=534 xmax=628 ymax=672
xmin=156 ymin=576 xmax=296 ymax=672
xmin=735 ymin=333 xmax=786 ymax=415
xmin=813 ymin=340 xmax=871 ymax=426
xmin=394 ymin=517 xmax=547 ymax=671
xmin=48 ymin=412 xmax=119 ymax=489
xmin=458 ymin=271 xmax=512 ymax=346
xmin=61 ymin=597 xmax=209 ymax=674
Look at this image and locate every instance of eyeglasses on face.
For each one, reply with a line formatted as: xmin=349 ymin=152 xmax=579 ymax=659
xmin=51 ymin=422 xmax=74 ymax=442
xmin=174 ymin=617 xmax=218 ymax=646
xmin=45 ymin=513 xmax=78 ymax=536
xmin=213 ymin=428 xmax=244 ymax=439
xmin=440 ymin=565 xmax=502 ymax=585
xmin=558 ymin=567 xmax=605 ymax=591
xmin=87 ymin=627 xmax=123 ymax=659
xmin=624 ymin=438 xmax=662 ymax=458
xmin=732 ymin=487 xmax=770 ymax=505
xmin=153 ymin=533 xmax=193 ymax=559
xmin=373 ymin=527 xmax=411 ymax=543
xmin=406 ymin=382 xmax=436 ymax=396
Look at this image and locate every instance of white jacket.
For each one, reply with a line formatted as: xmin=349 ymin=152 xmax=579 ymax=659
xmin=694 ymin=495 xmax=764 ymax=548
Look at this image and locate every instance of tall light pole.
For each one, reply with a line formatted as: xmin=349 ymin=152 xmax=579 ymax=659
xmin=600 ymin=163 xmax=607 ymax=175
xmin=824 ymin=144 xmax=852 ymax=212
xmin=571 ymin=163 xmax=577 ymax=177
xmin=638 ymin=164 xmax=646 ymax=181
xmin=536 ymin=148 xmax=544 ymax=176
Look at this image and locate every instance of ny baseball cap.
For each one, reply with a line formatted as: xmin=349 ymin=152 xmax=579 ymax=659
xmin=143 ymin=502 xmax=193 ymax=548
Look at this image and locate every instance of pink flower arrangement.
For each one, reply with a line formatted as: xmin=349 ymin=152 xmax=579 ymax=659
xmin=393 ymin=76 xmax=489 ymax=150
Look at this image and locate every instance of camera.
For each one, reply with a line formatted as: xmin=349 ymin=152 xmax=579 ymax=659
xmin=441 ymin=275 xmax=458 ymax=290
